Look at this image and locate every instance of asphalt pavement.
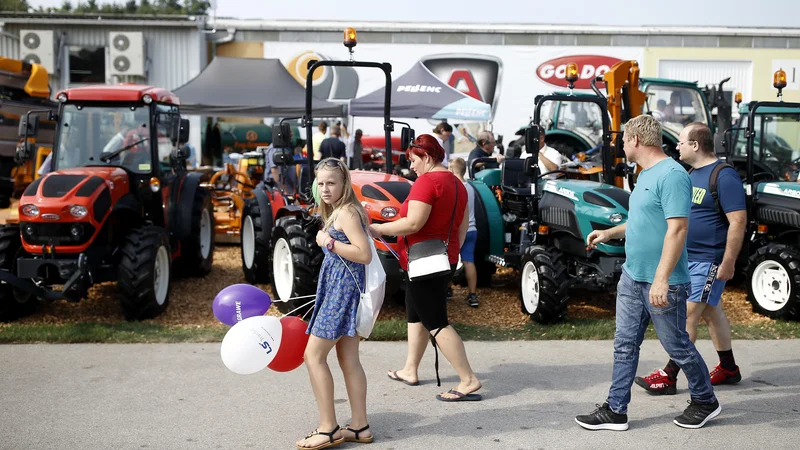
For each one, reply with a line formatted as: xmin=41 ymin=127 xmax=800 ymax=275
xmin=1 ymin=340 xmax=798 ymax=450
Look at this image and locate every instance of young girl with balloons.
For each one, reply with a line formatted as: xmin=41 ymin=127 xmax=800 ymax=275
xmin=296 ymin=158 xmax=374 ymax=450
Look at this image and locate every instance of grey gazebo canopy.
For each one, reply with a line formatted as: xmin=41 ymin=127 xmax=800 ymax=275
xmin=173 ymin=56 xmax=345 ymax=117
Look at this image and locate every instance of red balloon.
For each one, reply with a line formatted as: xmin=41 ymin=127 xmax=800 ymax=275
xmin=267 ymin=316 xmax=310 ymax=372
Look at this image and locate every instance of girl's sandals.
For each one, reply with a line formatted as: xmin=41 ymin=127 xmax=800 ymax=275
xmin=295 ymin=425 xmax=344 ymax=450
xmin=342 ymin=424 xmax=374 ymax=444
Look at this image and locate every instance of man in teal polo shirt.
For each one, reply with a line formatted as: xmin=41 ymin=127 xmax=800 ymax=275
xmin=574 ymin=115 xmax=720 ymax=431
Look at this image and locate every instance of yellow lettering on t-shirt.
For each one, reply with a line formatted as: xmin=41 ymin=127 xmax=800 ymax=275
xmin=692 ymin=186 xmax=706 ymax=204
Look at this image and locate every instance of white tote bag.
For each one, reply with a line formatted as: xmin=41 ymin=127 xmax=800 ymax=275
xmin=338 ymin=238 xmax=386 ymax=339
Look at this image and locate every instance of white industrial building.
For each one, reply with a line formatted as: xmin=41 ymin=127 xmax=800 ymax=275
xmin=2 ymin=13 xmax=800 ymax=148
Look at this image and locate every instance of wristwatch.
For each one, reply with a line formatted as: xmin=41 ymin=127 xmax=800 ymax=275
xmin=326 ymin=238 xmax=335 ymax=251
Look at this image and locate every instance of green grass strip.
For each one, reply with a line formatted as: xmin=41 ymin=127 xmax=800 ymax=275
xmin=1 ymin=318 xmax=798 ymax=344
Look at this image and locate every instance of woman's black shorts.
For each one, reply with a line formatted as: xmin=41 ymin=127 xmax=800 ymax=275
xmin=405 ymin=264 xmax=457 ymax=331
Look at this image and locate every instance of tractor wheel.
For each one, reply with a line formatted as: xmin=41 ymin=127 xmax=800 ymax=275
xmin=177 ymin=186 xmax=214 ymax=277
xmin=0 ymin=225 xmax=38 ymax=322
xmin=519 ymin=245 xmax=570 ymax=324
xmin=241 ymin=197 xmax=271 ymax=284
xmin=747 ymin=243 xmax=800 ymax=320
xmin=118 ymin=225 xmax=172 ymax=321
xmin=270 ymin=215 xmax=322 ymax=316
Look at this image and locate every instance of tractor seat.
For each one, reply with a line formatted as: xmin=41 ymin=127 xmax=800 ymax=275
xmin=501 ymin=157 xmax=533 ymax=196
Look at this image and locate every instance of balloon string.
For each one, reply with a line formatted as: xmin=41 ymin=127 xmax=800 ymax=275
xmin=281 ymin=298 xmax=317 ymax=317
xmin=376 ymin=236 xmax=400 ymax=260
xmin=272 ymin=294 xmax=317 ymax=303
xmin=301 ymin=304 xmax=314 ymax=321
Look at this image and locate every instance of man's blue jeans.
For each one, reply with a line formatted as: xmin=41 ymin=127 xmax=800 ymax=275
xmin=607 ymin=269 xmax=716 ymax=414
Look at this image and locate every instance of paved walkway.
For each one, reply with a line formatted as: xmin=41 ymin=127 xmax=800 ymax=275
xmin=1 ymin=340 xmax=798 ymax=449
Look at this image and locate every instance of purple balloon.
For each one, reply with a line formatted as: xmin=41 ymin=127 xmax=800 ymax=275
xmin=212 ymin=284 xmax=272 ymax=326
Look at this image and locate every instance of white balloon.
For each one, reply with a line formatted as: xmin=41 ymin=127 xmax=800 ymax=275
xmin=220 ymin=315 xmax=283 ymax=375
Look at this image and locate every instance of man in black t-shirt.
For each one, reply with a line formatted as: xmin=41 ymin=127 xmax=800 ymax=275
xmin=467 ymin=131 xmax=504 ymax=175
xmin=319 ymin=125 xmax=346 ymax=162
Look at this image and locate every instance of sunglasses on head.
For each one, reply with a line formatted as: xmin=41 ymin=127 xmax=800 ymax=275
xmin=316 ymin=158 xmax=344 ymax=169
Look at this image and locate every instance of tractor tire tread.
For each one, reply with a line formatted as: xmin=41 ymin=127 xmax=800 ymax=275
xmin=118 ymin=225 xmax=171 ymax=321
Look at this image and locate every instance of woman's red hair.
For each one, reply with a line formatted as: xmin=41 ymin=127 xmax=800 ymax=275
xmin=407 ymin=133 xmax=445 ymax=164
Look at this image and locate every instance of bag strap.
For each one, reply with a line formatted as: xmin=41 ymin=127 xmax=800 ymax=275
xmin=402 ymin=173 xmax=460 ymax=249
xmin=336 ymin=253 xmax=365 ymax=294
xmin=444 ymin=176 xmax=459 ymax=247
xmin=708 ymin=162 xmax=733 ymax=225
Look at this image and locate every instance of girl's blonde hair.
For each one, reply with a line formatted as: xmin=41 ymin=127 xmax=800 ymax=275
xmin=315 ymin=158 xmax=369 ymax=229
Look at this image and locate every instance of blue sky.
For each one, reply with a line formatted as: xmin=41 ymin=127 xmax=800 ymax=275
xmin=26 ymin=0 xmax=800 ymax=27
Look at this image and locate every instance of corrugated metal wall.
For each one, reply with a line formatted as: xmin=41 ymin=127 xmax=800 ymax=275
xmin=0 ymin=23 xmax=203 ymax=92
xmin=658 ymin=59 xmax=754 ymax=105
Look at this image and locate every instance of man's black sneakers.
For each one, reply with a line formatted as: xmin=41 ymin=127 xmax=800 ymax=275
xmin=673 ymin=398 xmax=722 ymax=429
xmin=575 ymin=403 xmax=629 ymax=431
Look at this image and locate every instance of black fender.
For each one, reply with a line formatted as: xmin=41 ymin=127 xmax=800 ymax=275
xmin=275 ymin=205 xmax=305 ymax=221
xmin=252 ymin=188 xmax=274 ymax=240
xmin=176 ymin=171 xmax=206 ymax=241
xmin=111 ymin=192 xmax=143 ymax=218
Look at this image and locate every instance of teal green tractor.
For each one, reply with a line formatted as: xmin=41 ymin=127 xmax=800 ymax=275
xmin=725 ymin=104 xmax=800 ymax=183
xmin=460 ymin=90 xmax=630 ymax=323
xmin=513 ymin=78 xmax=715 ymax=166
xmin=722 ymin=71 xmax=800 ymax=320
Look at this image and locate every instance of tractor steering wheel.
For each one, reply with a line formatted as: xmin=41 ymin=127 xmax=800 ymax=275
xmin=468 ymin=156 xmax=501 ymax=179
xmin=538 ymin=170 xmax=568 ymax=180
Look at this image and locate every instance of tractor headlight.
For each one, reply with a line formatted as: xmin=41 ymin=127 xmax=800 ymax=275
xmin=381 ymin=207 xmax=398 ymax=219
xmin=57 ymin=93 xmax=67 ymax=102
xmin=21 ymin=204 xmax=39 ymax=217
xmin=69 ymin=205 xmax=88 ymax=218
xmin=142 ymin=94 xmax=153 ymax=104
xmin=609 ymin=213 xmax=624 ymax=224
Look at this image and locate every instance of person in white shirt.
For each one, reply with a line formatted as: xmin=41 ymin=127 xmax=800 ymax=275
xmin=448 ymin=157 xmax=480 ymax=307
xmin=433 ymin=121 xmax=453 ymax=167
xmin=520 ymin=128 xmax=566 ymax=179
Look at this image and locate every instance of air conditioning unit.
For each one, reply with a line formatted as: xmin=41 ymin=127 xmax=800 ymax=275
xmin=108 ymin=31 xmax=145 ymax=77
xmin=18 ymin=29 xmax=55 ymax=73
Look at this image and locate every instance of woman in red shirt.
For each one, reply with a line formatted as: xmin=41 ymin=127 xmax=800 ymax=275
xmin=370 ymin=134 xmax=483 ymax=402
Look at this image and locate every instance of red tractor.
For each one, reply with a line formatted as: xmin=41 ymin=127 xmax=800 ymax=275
xmin=240 ymin=28 xmax=412 ymax=314
xmin=0 ymin=84 xmax=214 ymax=322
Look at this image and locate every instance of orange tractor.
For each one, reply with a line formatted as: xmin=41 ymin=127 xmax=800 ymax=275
xmin=240 ymin=28 xmax=412 ymax=314
xmin=0 ymin=84 xmax=214 ymax=322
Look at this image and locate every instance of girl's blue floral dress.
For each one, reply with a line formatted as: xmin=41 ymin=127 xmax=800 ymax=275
xmin=306 ymin=226 xmax=366 ymax=340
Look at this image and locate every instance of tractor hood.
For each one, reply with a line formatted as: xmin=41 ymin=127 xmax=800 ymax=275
xmin=539 ymin=179 xmax=629 ymax=256
xmin=21 ymin=167 xmax=130 ymax=205
xmin=350 ymin=171 xmax=413 ymax=224
xmin=17 ymin=167 xmax=131 ymax=253
xmin=541 ymin=179 xmax=630 ymax=212
xmin=756 ymin=182 xmax=800 ymax=200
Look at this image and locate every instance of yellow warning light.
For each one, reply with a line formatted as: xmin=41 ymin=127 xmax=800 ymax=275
xmin=566 ymin=63 xmax=579 ymax=83
xmin=344 ymin=28 xmax=357 ymax=49
xmin=774 ymin=68 xmax=787 ymax=90
xmin=734 ymin=92 xmax=742 ymax=104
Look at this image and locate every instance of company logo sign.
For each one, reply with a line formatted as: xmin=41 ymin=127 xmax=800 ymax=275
xmin=420 ymin=54 xmax=502 ymax=119
xmin=397 ymin=85 xmax=442 ymax=93
xmin=285 ymin=51 xmax=359 ymax=100
xmin=537 ymin=55 xmax=622 ymax=90
xmin=245 ymin=130 xmax=258 ymax=141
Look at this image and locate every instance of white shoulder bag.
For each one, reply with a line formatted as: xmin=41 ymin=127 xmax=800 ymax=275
xmin=337 ymin=238 xmax=386 ymax=339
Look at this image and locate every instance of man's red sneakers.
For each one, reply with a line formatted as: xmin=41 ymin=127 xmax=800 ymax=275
xmin=710 ymin=364 xmax=742 ymax=385
xmin=634 ymin=369 xmax=677 ymax=395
